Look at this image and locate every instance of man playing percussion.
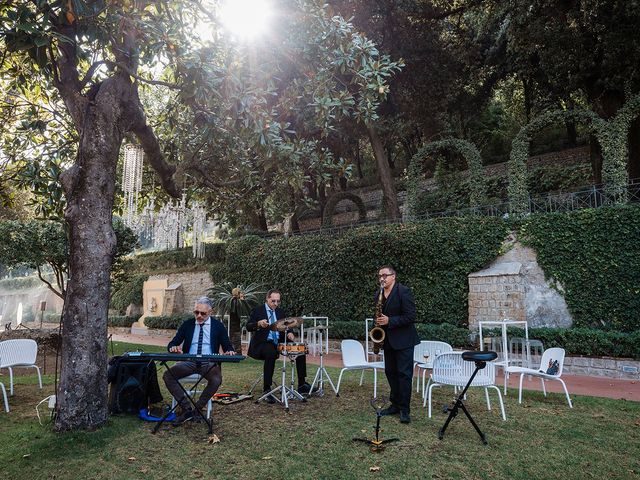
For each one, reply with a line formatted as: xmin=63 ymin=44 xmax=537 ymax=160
xmin=247 ymin=289 xmax=311 ymax=402
xmin=374 ymin=265 xmax=419 ymax=424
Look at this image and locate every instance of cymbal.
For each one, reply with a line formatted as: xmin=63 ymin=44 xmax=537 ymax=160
xmin=270 ymin=316 xmax=304 ymax=332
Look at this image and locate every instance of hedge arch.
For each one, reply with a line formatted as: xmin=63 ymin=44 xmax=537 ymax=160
xmin=322 ymin=191 xmax=367 ymax=227
xmin=406 ymin=138 xmax=486 ymax=217
xmin=509 ymin=94 xmax=640 ymax=214
xmin=603 ymin=93 xmax=640 ymax=199
xmin=508 ymin=109 xmax=606 ymax=214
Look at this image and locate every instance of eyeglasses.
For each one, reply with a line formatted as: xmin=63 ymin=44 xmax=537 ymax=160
xmin=269 ymin=299 xmax=281 ymax=304
xmin=378 ymin=273 xmax=394 ymax=279
xmin=193 ymin=310 xmax=209 ymax=316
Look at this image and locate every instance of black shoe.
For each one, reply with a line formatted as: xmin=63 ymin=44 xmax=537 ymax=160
xmin=297 ymin=383 xmax=312 ymax=395
xmin=171 ymin=409 xmax=194 ymax=427
xmin=263 ymin=392 xmax=276 ymax=404
xmin=380 ymin=405 xmax=400 ymax=416
xmin=400 ymin=411 xmax=411 ymax=424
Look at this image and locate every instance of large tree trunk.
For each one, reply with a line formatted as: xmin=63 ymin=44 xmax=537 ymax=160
xmin=367 ymin=122 xmax=400 ymax=219
xmin=55 ymin=78 xmax=125 ymax=431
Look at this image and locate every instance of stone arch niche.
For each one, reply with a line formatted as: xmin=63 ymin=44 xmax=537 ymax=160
xmin=468 ymin=236 xmax=572 ymax=330
xmin=322 ymin=191 xmax=367 ymax=227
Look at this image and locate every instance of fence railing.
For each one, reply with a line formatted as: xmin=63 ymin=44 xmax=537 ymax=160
xmin=277 ymin=178 xmax=640 ymax=238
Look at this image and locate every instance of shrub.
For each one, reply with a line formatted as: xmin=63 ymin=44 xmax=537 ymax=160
xmin=108 ymin=316 xmax=139 ymax=328
xmin=144 ymin=314 xmax=191 ymax=330
xmin=110 ymin=274 xmax=146 ymax=313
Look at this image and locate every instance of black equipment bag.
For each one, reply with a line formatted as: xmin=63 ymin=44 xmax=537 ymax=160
xmin=108 ymin=356 xmax=163 ymax=414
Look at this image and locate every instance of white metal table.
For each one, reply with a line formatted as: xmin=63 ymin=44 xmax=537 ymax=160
xmin=478 ymin=320 xmax=530 ymax=394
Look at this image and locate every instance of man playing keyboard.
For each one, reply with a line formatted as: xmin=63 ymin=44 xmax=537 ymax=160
xmin=162 ymin=297 xmax=236 ymax=426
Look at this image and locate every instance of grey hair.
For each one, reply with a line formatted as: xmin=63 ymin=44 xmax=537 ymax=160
xmin=194 ymin=297 xmax=214 ymax=309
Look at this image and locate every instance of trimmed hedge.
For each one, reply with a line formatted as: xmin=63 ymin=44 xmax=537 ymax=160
xmin=108 ymin=315 xmax=140 ymax=328
xmin=520 ymin=206 xmax=640 ymax=331
xmin=224 ymin=218 xmax=508 ymax=326
xmin=128 ymin=242 xmax=226 ymax=273
xmin=144 ymin=314 xmax=191 ymax=330
xmin=484 ymin=326 xmax=640 ymax=359
xmin=331 ymin=321 xmax=474 ymax=349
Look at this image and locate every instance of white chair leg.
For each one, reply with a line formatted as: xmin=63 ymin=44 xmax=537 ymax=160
xmin=34 ymin=366 xmax=42 ymax=389
xmin=518 ymin=373 xmax=525 ymax=404
xmin=359 ymin=369 xmax=365 ymax=386
xmin=484 ymin=387 xmax=492 ymax=411
xmin=557 ymin=378 xmax=573 ymax=408
xmin=8 ymin=367 xmax=14 ymax=395
xmin=489 ymin=385 xmax=507 ymax=421
xmin=427 ymin=383 xmax=441 ymax=418
xmin=503 ymin=368 xmax=508 ymax=395
xmin=423 ymin=376 xmax=433 ymax=407
xmin=0 ymin=382 xmax=8 ymax=412
xmin=541 ymin=377 xmax=547 ymax=396
xmin=336 ymin=369 xmax=346 ymax=396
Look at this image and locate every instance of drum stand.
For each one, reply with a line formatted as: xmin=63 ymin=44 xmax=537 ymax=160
xmin=256 ymin=336 xmax=306 ymax=412
xmin=309 ymin=346 xmax=338 ymax=397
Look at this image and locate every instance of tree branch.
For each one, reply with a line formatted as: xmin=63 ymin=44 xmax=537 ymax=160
xmin=105 ymin=60 xmax=181 ymax=89
xmin=37 ymin=265 xmax=64 ymax=299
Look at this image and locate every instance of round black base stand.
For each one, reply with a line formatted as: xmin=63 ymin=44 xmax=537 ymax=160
xmin=437 ymin=351 xmax=498 ymax=446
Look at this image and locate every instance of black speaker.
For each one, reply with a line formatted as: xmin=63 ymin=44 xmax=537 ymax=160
xmin=108 ymin=358 xmax=162 ymax=414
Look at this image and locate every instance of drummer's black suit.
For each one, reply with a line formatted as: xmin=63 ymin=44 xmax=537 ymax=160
xmin=247 ymin=304 xmax=307 ymax=393
xmin=377 ymin=282 xmax=419 ymax=414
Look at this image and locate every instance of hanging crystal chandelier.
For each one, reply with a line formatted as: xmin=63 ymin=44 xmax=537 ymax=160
xmin=122 ymin=144 xmax=144 ymax=229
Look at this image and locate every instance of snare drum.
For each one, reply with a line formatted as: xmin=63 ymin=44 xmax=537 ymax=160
xmin=277 ymin=342 xmax=309 ymax=356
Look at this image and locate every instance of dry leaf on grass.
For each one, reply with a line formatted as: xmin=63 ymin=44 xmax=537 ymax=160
xmin=139 ymin=467 xmax=149 ymax=474
xmin=208 ymin=434 xmax=221 ymax=444
xmin=22 ymin=454 xmax=30 ymax=459
xmin=262 ymin=456 xmax=273 ymax=460
xmin=369 ymin=466 xmax=381 ymax=472
xmin=634 ymin=418 xmax=640 ymax=426
xmin=127 ymin=457 xmax=136 ymax=462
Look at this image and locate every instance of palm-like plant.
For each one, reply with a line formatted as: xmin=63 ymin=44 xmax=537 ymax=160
xmin=208 ymin=282 xmax=266 ymax=353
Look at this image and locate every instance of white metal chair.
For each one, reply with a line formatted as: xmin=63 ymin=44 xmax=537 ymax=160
xmin=170 ymin=374 xmax=213 ymax=419
xmin=506 ymin=347 xmax=573 ymax=408
xmin=509 ymin=337 xmax=544 ymax=367
xmin=0 ymin=381 xmax=8 ymax=412
xmin=0 ymin=339 xmax=43 ymax=395
xmin=335 ymin=340 xmax=385 ymax=397
xmin=426 ymin=352 xmax=506 ymax=420
xmin=415 ymin=341 xmax=453 ymax=397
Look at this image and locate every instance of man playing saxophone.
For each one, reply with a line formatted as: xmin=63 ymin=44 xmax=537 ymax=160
xmin=374 ymin=265 xmax=419 ymax=424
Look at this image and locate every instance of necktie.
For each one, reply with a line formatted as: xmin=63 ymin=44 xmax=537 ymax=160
xmin=268 ymin=310 xmax=278 ymax=344
xmin=196 ymin=323 xmax=204 ymax=354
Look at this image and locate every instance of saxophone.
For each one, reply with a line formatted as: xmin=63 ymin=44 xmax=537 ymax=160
xmin=370 ymin=284 xmax=386 ymax=354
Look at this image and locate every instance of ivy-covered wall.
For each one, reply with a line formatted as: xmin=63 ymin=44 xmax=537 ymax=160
xmin=224 ymin=218 xmax=508 ymax=326
xmin=519 ymin=206 xmax=640 ymax=332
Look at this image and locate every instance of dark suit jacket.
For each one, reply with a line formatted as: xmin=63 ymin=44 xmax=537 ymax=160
xmin=247 ymin=305 xmax=286 ymax=358
xmin=376 ymin=282 xmax=419 ymax=351
xmin=167 ymin=317 xmax=233 ymax=355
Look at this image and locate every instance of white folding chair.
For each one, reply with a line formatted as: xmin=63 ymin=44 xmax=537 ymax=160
xmin=335 ymin=340 xmax=385 ymax=397
xmin=170 ymin=374 xmax=213 ymax=419
xmin=415 ymin=341 xmax=453 ymax=398
xmin=426 ymin=352 xmax=506 ymax=420
xmin=0 ymin=339 xmax=43 ymax=395
xmin=506 ymin=347 xmax=573 ymax=408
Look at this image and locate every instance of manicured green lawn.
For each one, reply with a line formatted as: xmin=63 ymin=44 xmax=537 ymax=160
xmin=0 ymin=342 xmax=638 ymax=480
